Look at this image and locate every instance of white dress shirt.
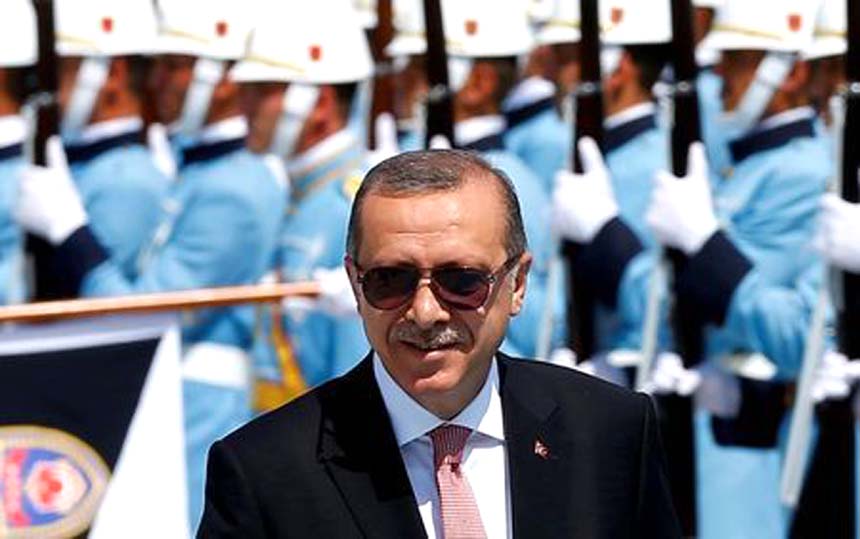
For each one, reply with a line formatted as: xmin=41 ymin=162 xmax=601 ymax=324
xmin=373 ymin=354 xmax=511 ymax=539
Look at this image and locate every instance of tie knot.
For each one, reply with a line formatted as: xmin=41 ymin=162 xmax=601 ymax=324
xmin=430 ymin=424 xmax=472 ymax=470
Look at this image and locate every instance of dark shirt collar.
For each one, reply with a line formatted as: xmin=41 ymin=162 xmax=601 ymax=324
xmin=180 ymin=137 xmax=245 ymax=168
xmin=461 ymin=133 xmax=506 ymax=152
xmin=729 ymin=116 xmax=816 ymax=164
xmin=604 ymin=113 xmax=657 ymax=154
xmin=0 ymin=143 xmax=23 ymax=162
xmin=65 ymin=131 xmax=143 ymax=165
xmin=504 ymin=97 xmax=556 ymax=130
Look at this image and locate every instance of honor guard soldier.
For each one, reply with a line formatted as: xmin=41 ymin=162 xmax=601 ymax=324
xmin=386 ymin=0 xmax=567 ymax=358
xmin=28 ymin=0 xmax=170 ymax=297
xmin=644 ymin=1 xmax=827 ymax=536
xmin=502 ymin=0 xmax=574 ymax=195
xmin=17 ymin=0 xmax=286 ymax=529
xmin=231 ymin=1 xmax=373 ymax=388
xmin=0 ymin=0 xmax=35 ymax=306
xmin=551 ymin=0 xmax=674 ymax=379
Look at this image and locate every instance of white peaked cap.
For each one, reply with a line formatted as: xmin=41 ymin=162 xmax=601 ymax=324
xmin=692 ymin=0 xmax=724 ymax=9
xmin=355 ymin=0 xmax=379 ymax=30
xmin=536 ymin=0 xmax=581 ymax=46
xmin=386 ymin=0 xmax=426 ymax=57
xmin=803 ymin=0 xmax=846 ymax=61
xmin=701 ymin=0 xmax=821 ymax=53
xmin=528 ymin=0 xmax=556 ymax=25
xmin=443 ymin=0 xmax=534 ymax=58
xmin=0 ymin=0 xmax=37 ymax=67
xmin=601 ymin=0 xmax=672 ymax=46
xmin=153 ymin=0 xmax=258 ymax=60
xmin=231 ymin=0 xmax=373 ymax=85
xmin=55 ymin=0 xmax=157 ymax=57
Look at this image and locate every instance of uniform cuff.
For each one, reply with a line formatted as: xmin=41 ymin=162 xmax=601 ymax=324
xmin=575 ymin=217 xmax=644 ymax=308
xmin=675 ymin=231 xmax=752 ymax=325
xmin=55 ymin=226 xmax=109 ymax=294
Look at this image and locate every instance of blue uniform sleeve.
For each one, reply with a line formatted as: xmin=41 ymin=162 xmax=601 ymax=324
xmin=64 ymin=188 xmax=264 ymax=297
xmin=722 ymin=261 xmax=825 ymax=379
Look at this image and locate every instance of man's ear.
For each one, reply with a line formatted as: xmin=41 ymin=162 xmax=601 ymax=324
xmin=509 ymin=252 xmax=532 ymax=316
xmin=343 ymin=255 xmax=363 ymax=307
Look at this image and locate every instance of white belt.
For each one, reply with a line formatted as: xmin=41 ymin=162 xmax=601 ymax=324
xmin=181 ymin=342 xmax=252 ymax=389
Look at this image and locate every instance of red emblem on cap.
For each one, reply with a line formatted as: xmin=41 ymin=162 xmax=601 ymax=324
xmin=101 ymin=17 xmax=113 ymax=33
xmin=465 ymin=19 xmax=478 ymax=36
xmin=310 ymin=45 xmax=322 ymax=61
xmin=788 ymin=13 xmax=802 ymax=32
xmin=216 ymin=21 xmax=228 ymax=37
xmin=611 ymin=7 xmax=624 ymax=25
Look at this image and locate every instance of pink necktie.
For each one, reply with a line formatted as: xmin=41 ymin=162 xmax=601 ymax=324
xmin=430 ymin=425 xmax=488 ymax=539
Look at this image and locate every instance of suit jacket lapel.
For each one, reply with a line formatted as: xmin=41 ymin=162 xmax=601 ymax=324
xmin=499 ymin=354 xmax=595 ymax=538
xmin=318 ymin=354 xmax=427 ymax=539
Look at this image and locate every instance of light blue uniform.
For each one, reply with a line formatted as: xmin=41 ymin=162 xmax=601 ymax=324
xmin=258 ymin=130 xmax=369 ymax=389
xmin=698 ymin=67 xmax=733 ymax=184
xmin=669 ymin=109 xmax=828 ymax=538
xmin=55 ymin=129 xmax=285 ymax=529
xmin=463 ymin=133 xmax=567 ymax=357
xmin=503 ymin=96 xmax=569 ymax=195
xmin=0 ymin=141 xmax=24 ymax=305
xmin=65 ymin=126 xmax=170 ymax=279
xmin=593 ymin=110 xmax=670 ymax=354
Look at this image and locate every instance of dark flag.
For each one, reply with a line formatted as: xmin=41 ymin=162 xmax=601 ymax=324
xmin=0 ymin=314 xmax=188 ymax=538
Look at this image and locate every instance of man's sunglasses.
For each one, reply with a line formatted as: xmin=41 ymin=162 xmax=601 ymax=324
xmin=352 ymin=255 xmax=522 ymax=311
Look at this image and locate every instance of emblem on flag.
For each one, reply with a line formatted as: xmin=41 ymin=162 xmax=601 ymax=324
xmin=0 ymin=426 xmax=109 ymax=538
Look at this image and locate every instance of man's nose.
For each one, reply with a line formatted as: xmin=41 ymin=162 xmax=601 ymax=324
xmin=405 ymin=281 xmax=450 ymax=329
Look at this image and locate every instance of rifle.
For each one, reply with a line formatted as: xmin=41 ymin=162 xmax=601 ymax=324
xmin=26 ymin=0 xmax=65 ymax=300
xmin=635 ymin=0 xmax=702 ymax=533
xmin=784 ymin=2 xmax=859 ymax=534
xmin=367 ymin=0 xmax=395 ymax=150
xmin=421 ymin=0 xmax=454 ymax=147
xmin=562 ymin=0 xmax=603 ymax=362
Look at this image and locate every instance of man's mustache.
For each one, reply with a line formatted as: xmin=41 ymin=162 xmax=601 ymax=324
xmin=392 ymin=324 xmax=467 ymax=349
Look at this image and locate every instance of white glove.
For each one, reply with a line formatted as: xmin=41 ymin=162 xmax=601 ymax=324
xmin=817 ymin=193 xmax=860 ymax=273
xmin=811 ymin=350 xmax=860 ymax=403
xmin=309 ymin=266 xmax=359 ymax=318
xmin=16 ymin=135 xmax=88 ymax=245
xmin=548 ymin=347 xmax=577 ymax=369
xmin=574 ymin=353 xmax=627 ymax=387
xmin=428 ymin=134 xmax=452 ymax=150
xmin=552 ymin=137 xmax=619 ymax=243
xmin=643 ymin=352 xmax=702 ymax=396
xmin=147 ymin=122 xmax=177 ymax=179
xmin=366 ymin=113 xmax=400 ymax=168
xmin=646 ymin=142 xmax=718 ymax=255
xmin=693 ymin=362 xmax=741 ymax=418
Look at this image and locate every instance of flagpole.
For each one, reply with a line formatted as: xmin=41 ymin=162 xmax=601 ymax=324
xmin=0 ymin=282 xmax=321 ymax=324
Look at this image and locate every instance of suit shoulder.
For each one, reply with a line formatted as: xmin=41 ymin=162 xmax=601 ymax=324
xmin=502 ymin=356 xmax=649 ymax=419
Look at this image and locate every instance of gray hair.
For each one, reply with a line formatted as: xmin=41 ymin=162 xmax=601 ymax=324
xmin=346 ymin=149 xmax=528 ymax=261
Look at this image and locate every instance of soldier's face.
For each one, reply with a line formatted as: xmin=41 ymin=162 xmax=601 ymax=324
xmin=348 ymin=177 xmax=529 ymax=417
xmin=394 ymin=56 xmax=429 ymax=124
xmin=57 ymin=57 xmax=82 ymax=115
xmin=809 ymin=56 xmax=845 ymax=125
xmin=239 ymin=82 xmax=288 ymax=153
xmin=148 ymin=55 xmax=197 ymax=125
xmin=551 ymin=43 xmax=581 ymax=96
xmin=716 ymin=49 xmax=765 ymax=113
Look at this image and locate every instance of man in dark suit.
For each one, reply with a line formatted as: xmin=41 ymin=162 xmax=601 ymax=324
xmin=197 ymin=150 xmax=681 ymax=538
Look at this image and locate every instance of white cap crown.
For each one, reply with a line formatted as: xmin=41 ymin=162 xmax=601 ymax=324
xmin=386 ymin=0 xmax=427 ymax=57
xmin=702 ymin=0 xmax=821 ymax=52
xmin=0 ymin=0 xmax=37 ymax=67
xmin=231 ymin=0 xmax=373 ymax=85
xmin=601 ymin=0 xmax=672 ymax=46
xmin=56 ymin=0 xmax=157 ymax=57
xmin=536 ymin=0 xmax=581 ymax=46
xmin=443 ymin=0 xmax=534 ymax=58
xmin=804 ymin=0 xmax=846 ymax=60
xmin=153 ymin=0 xmax=256 ymax=60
